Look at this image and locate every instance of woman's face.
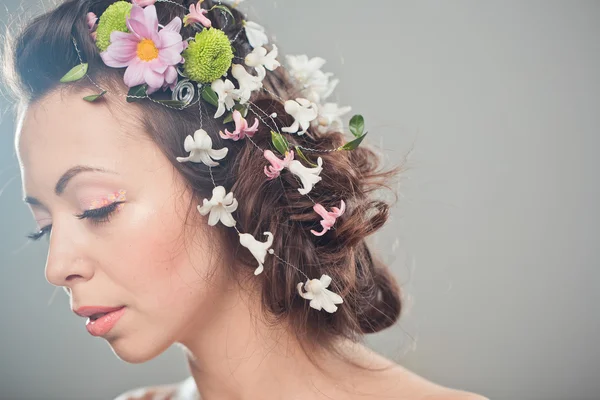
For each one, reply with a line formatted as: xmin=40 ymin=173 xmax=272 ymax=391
xmin=16 ymin=89 xmax=229 ymax=363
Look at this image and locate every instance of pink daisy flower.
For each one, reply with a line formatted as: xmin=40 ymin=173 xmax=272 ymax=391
xmin=100 ymin=4 xmax=187 ymax=94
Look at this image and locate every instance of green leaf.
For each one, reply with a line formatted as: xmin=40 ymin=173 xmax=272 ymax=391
xmin=349 ymin=114 xmax=365 ymax=138
xmin=153 ymin=99 xmax=188 ymax=108
xmin=82 ymin=90 xmax=107 ymax=102
xmin=223 ymin=112 xmax=234 ymax=124
xmin=224 ymin=104 xmax=250 ymax=123
xmin=210 ymin=5 xmax=234 ymax=20
xmin=201 ymin=86 xmax=219 ymax=107
xmin=271 ymin=130 xmax=289 ymax=155
xmin=233 ymin=103 xmax=249 ymax=117
xmin=60 ymin=63 xmax=88 ymax=83
xmin=338 ymin=132 xmax=368 ymax=151
xmin=294 ymin=146 xmax=317 ymax=167
xmin=126 ymin=84 xmax=148 ymax=103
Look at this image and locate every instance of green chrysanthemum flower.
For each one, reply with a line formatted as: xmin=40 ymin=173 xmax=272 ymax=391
xmin=182 ymin=28 xmax=234 ymax=83
xmin=95 ymin=1 xmax=133 ymax=52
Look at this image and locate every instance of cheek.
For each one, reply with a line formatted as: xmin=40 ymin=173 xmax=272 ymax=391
xmin=108 ymin=201 xmax=220 ymax=315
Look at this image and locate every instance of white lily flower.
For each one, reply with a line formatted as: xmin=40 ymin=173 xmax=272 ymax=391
xmin=314 ymin=102 xmax=352 ymax=134
xmin=281 ymin=98 xmax=318 ymax=135
xmin=211 ymin=78 xmax=237 ymax=119
xmin=285 ymin=54 xmax=339 ymax=104
xmin=239 ymin=231 xmax=274 ymax=275
xmin=243 ymin=20 xmax=268 ymax=49
xmin=288 ymin=156 xmax=323 ymax=195
xmin=231 ymin=64 xmax=264 ymax=104
xmin=176 ymin=129 xmax=228 ymax=167
xmin=245 ymin=45 xmax=280 ymax=78
xmin=197 ymin=186 xmax=238 ymax=227
xmin=297 ymin=274 xmax=343 ymax=313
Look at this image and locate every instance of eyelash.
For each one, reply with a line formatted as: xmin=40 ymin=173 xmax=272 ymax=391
xmin=26 ymin=201 xmax=125 ymax=242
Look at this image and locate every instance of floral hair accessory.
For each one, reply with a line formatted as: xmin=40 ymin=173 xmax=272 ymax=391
xmin=197 ymin=186 xmax=238 ymax=227
xmin=219 ymin=110 xmax=258 ymax=141
xmin=99 ymin=4 xmax=186 ymax=94
xmin=176 ymin=128 xmax=228 ymax=166
xmin=281 ymin=98 xmax=319 ymax=135
xmin=86 ymin=12 xmax=98 ymax=41
xmin=183 ymin=1 xmax=212 ymax=28
xmin=297 ymin=274 xmax=343 ymax=313
xmin=239 ymin=232 xmax=274 ymax=275
xmin=310 ymin=200 xmax=346 ymax=236
xmin=60 ymin=0 xmax=374 ymax=314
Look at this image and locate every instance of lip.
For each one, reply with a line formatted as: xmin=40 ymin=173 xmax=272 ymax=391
xmin=74 ymin=305 xmax=125 ymax=318
xmin=84 ymin=307 xmax=126 ymax=337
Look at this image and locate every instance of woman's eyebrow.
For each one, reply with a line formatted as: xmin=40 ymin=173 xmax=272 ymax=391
xmin=23 ymin=165 xmax=117 ymax=205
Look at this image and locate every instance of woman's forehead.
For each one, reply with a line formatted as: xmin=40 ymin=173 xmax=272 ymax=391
xmin=16 ymin=90 xmax=141 ymax=166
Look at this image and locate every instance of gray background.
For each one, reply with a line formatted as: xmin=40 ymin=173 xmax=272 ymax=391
xmin=1 ymin=1 xmax=599 ymax=399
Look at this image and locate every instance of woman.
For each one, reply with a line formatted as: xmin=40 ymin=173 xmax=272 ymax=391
xmin=3 ymin=0 xmax=488 ymax=399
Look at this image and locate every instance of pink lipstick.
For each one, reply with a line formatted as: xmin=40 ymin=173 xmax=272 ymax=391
xmin=75 ymin=306 xmax=126 ymax=337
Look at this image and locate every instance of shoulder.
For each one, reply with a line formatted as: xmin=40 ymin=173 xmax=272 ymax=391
xmin=113 ymin=376 xmax=199 ymax=400
xmin=421 ymin=391 xmax=489 ymax=400
xmin=360 ymin=363 xmax=488 ymax=400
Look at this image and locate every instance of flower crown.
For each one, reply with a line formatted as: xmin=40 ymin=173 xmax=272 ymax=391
xmin=61 ymin=0 xmax=370 ymax=314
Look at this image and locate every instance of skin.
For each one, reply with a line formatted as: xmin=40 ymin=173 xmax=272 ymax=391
xmin=16 ymin=89 xmax=487 ymax=400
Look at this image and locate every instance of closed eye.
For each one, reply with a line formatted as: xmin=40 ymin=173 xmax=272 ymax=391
xmin=26 ymin=201 xmax=125 ymax=242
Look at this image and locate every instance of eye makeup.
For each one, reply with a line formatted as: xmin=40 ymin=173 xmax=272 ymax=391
xmin=87 ymin=189 xmax=127 ymax=211
xmin=26 ymin=189 xmax=128 ymax=241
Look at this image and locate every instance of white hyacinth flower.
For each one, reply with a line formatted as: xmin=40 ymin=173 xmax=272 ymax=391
xmin=288 ymin=156 xmax=323 ymax=195
xmin=197 ymin=186 xmax=238 ymax=227
xmin=239 ymin=231 xmax=274 ymax=275
xmin=231 ymin=64 xmax=264 ymax=104
xmin=243 ymin=20 xmax=268 ymax=49
xmin=281 ymin=98 xmax=319 ymax=135
xmin=211 ymin=78 xmax=237 ymax=119
xmin=315 ymin=102 xmax=352 ymax=134
xmin=285 ymin=54 xmax=339 ymax=104
xmin=244 ymin=45 xmax=280 ymax=78
xmin=297 ymin=274 xmax=343 ymax=313
xmin=176 ymin=129 xmax=228 ymax=167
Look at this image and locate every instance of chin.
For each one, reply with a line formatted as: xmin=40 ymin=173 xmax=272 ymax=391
xmin=105 ymin=334 xmax=174 ymax=364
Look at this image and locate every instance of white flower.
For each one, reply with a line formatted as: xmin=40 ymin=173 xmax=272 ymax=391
xmin=239 ymin=231 xmax=274 ymax=275
xmin=285 ymin=54 xmax=339 ymax=104
xmin=244 ymin=20 xmax=268 ymax=49
xmin=287 ymin=156 xmax=323 ymax=195
xmin=244 ymin=45 xmax=280 ymax=78
xmin=297 ymin=274 xmax=343 ymax=313
xmin=197 ymin=186 xmax=238 ymax=227
xmin=281 ymin=98 xmax=318 ymax=135
xmin=176 ymin=129 xmax=228 ymax=167
xmin=211 ymin=78 xmax=237 ymax=119
xmin=231 ymin=64 xmax=264 ymax=104
xmin=314 ymin=102 xmax=352 ymax=134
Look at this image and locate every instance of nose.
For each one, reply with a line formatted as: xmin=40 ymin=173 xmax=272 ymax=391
xmin=44 ymin=219 xmax=95 ymax=288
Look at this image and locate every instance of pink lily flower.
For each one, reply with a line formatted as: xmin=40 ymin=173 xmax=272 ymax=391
xmin=183 ymin=2 xmax=212 ymax=28
xmin=310 ymin=200 xmax=346 ymax=236
xmin=132 ymin=0 xmax=157 ymax=6
xmin=87 ymin=12 xmax=98 ymax=41
xmin=264 ymin=149 xmax=294 ymax=180
xmin=219 ymin=110 xmax=259 ymax=141
xmin=86 ymin=12 xmax=97 ymax=30
xmin=99 ymin=4 xmax=187 ymax=95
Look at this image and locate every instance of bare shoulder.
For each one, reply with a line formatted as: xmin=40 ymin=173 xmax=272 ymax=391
xmin=113 ymin=376 xmax=198 ymax=400
xmin=419 ymin=387 xmax=489 ymax=400
xmin=421 ymin=390 xmax=489 ymax=400
xmin=348 ymin=360 xmax=488 ymax=400
xmin=113 ymin=384 xmax=178 ymax=400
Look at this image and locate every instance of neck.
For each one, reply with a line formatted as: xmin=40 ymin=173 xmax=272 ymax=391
xmin=176 ymin=280 xmax=378 ymax=400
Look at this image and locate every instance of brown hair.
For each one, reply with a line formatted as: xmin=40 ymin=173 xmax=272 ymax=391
xmin=2 ymin=0 xmax=406 ymax=362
